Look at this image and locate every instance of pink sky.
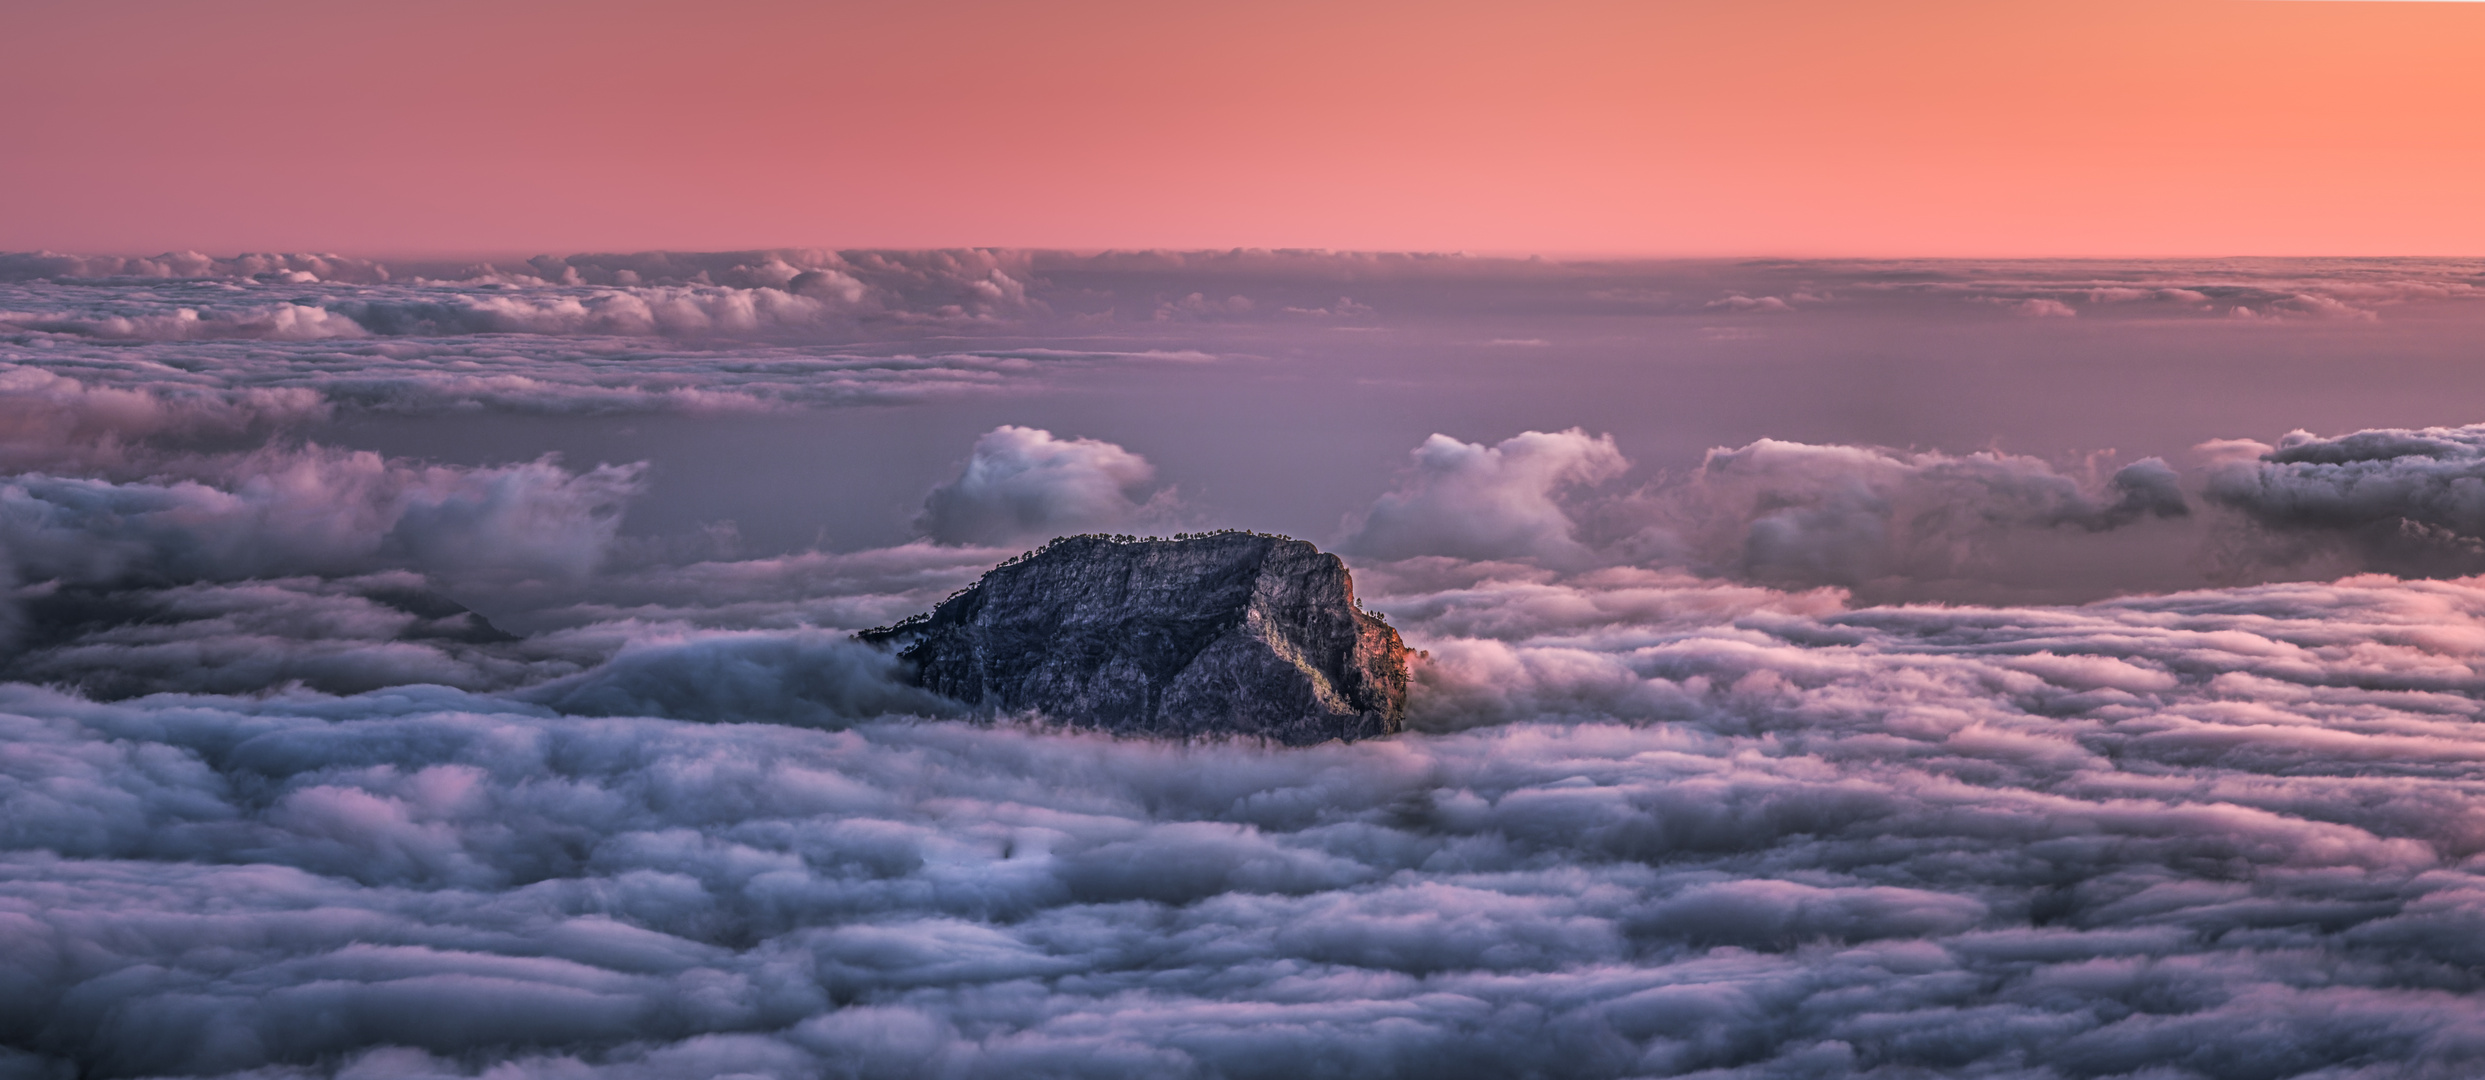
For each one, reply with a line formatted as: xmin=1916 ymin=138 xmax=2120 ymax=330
xmin=4 ymin=0 xmax=2482 ymax=257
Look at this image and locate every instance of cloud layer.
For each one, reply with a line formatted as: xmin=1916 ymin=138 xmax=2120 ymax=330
xmin=10 ymin=251 xmax=2485 ymax=447
xmin=0 ymin=418 xmax=2482 ymax=1075
xmin=15 ymin=564 xmax=2485 ymax=1076
xmin=1339 ymin=429 xmax=2195 ymax=602
xmin=10 ymin=257 xmax=2485 ymax=1076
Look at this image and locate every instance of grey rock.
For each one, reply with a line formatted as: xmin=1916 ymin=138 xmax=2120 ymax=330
xmin=861 ymin=532 xmax=1410 ymax=743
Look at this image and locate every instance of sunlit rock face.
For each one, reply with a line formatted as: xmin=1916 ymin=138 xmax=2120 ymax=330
xmin=863 ymin=532 xmax=1410 ymax=743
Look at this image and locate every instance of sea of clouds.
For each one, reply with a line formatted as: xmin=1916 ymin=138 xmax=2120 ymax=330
xmin=8 ymin=251 xmax=2485 ymax=1078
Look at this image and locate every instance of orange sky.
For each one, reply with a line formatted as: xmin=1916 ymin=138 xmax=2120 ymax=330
xmin=3 ymin=0 xmax=2481 ymax=257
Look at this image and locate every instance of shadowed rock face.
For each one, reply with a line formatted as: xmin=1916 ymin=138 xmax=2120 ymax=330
xmin=861 ymin=533 xmax=1410 ymax=743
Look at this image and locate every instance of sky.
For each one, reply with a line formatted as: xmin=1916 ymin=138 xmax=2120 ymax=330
xmin=5 ymin=0 xmax=2484 ymax=257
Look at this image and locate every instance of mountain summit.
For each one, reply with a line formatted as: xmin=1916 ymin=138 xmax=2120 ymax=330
xmin=861 ymin=532 xmax=1410 ymax=743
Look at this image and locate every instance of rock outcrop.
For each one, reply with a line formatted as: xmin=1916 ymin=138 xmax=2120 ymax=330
xmin=860 ymin=533 xmax=1410 ymax=743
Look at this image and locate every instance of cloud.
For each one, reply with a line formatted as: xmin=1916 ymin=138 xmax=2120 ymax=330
xmin=0 ymin=366 xmax=328 ymax=472
xmin=0 ymin=333 xmax=1201 ymax=422
xmin=483 ymin=542 xmax=1007 ymax=636
xmin=0 ymin=248 xmax=1041 ymax=320
xmin=2266 ymin=292 xmax=2380 ymax=320
xmin=1332 ymin=432 xmax=2196 ymax=601
xmin=0 ymin=573 xmax=599 ymax=699
xmin=17 ymin=251 xmax=2485 ymax=1076
xmin=1703 ymin=294 xmax=1794 ymax=312
xmin=2086 ymin=286 xmax=2212 ymax=305
xmin=522 ymin=629 xmax=958 ymax=724
xmin=325 ymin=284 xmax=853 ymax=338
xmin=1614 ymin=440 xmax=2189 ymax=597
xmin=1342 ymin=430 xmax=1628 ymax=564
xmin=11 ymin=250 xmax=2485 ymax=347
xmin=915 ymin=426 xmax=1166 ymax=546
xmin=0 ymin=249 xmax=1056 ymax=351
xmin=2204 ymin=423 xmax=2485 ymax=577
xmin=0 ymin=250 xmax=393 ymax=284
xmin=0 ymin=417 xmax=2474 ymax=1077
xmin=0 ymin=447 xmax=645 ymax=594
xmin=1153 ymin=292 xmax=1257 ymax=321
xmin=12 ymin=566 xmax=2485 ymax=1076
xmin=0 ymin=283 xmax=861 ymax=343
xmin=0 ymin=301 xmax=372 ymax=341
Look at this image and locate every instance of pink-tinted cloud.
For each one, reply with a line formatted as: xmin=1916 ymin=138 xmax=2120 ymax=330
xmin=1342 ymin=429 xmax=1627 ymax=564
xmin=916 ymin=427 xmax=1167 ymax=546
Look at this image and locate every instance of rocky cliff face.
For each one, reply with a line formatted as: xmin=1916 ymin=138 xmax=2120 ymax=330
xmin=861 ymin=533 xmax=1410 ymax=743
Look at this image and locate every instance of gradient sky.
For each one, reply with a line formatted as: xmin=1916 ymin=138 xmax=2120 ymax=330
xmin=4 ymin=0 xmax=2482 ymax=256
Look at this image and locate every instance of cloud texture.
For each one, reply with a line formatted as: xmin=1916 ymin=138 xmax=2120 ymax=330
xmin=916 ymin=426 xmax=1166 ymax=546
xmin=11 ymin=251 xmax=2485 ymax=438
xmin=10 ymin=254 xmax=2485 ymax=1077
xmin=1339 ymin=430 xmax=2194 ymax=602
xmin=1645 ymin=441 xmax=2190 ymax=593
xmin=2205 ymin=424 xmax=2485 ymax=578
xmin=0 ymin=448 xmax=642 ymax=590
xmin=1343 ymin=429 xmax=1627 ymax=564
xmin=16 ymin=565 xmax=2485 ymax=1077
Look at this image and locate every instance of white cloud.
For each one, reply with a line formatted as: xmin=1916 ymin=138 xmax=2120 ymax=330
xmin=2011 ymin=297 xmax=2077 ymax=317
xmin=1342 ymin=430 xmax=1627 ymax=564
xmin=1633 ymin=439 xmax=2188 ymax=592
xmin=10 ymin=566 xmax=2485 ymax=1075
xmin=0 ymin=447 xmax=644 ymax=592
xmin=915 ymin=426 xmax=1165 ymax=546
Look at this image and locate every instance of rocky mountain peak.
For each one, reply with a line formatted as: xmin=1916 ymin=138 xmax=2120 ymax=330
xmin=861 ymin=531 xmax=1410 ymax=743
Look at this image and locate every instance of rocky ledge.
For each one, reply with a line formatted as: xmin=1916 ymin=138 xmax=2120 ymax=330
xmin=860 ymin=532 xmax=1410 ymax=743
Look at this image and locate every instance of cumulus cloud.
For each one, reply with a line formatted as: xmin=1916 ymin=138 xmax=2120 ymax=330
xmin=0 ymin=447 xmax=644 ymax=596
xmin=0 ymin=447 xmax=1001 ymax=695
xmin=1342 ymin=430 xmax=1627 ymax=564
xmin=1632 ymin=440 xmax=2190 ymax=593
xmin=2204 ymin=423 xmax=2485 ymax=577
xmin=1338 ymin=430 xmax=2192 ymax=601
xmin=0 ymin=300 xmax=371 ymax=341
xmin=0 ymin=365 xmax=328 ymax=472
xmin=915 ymin=426 xmax=1166 ymax=546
